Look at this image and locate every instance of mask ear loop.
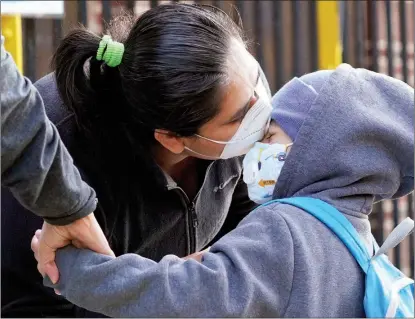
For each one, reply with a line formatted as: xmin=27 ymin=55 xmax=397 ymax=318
xmin=285 ymin=142 xmax=294 ymax=153
xmin=193 ymin=134 xmax=240 ymax=145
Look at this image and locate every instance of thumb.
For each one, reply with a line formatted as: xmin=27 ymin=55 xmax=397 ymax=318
xmin=44 ymin=261 xmax=60 ymax=285
xmin=80 ymin=220 xmax=115 ymax=257
xmin=85 ymin=237 xmax=115 ymax=257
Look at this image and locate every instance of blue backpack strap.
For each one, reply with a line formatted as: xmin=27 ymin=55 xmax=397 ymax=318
xmin=269 ymin=197 xmax=371 ymax=273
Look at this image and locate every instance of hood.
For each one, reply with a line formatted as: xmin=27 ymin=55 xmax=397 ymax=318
xmin=271 ymin=64 xmax=414 ymax=218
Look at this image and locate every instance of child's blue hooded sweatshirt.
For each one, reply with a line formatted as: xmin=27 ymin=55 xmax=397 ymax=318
xmin=45 ymin=64 xmax=414 ymax=317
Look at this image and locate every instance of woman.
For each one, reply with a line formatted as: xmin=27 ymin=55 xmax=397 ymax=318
xmin=2 ymin=3 xmax=271 ymax=317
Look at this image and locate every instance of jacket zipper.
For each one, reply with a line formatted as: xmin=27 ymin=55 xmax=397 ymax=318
xmin=188 ymin=202 xmax=198 ymax=253
xmin=170 ymin=162 xmax=215 ymax=254
xmin=188 ymin=162 xmax=215 ymax=252
xmin=171 ymin=187 xmax=196 ymax=254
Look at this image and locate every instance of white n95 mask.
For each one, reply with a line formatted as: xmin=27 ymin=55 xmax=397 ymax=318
xmin=242 ymin=141 xmax=293 ymax=204
xmin=185 ymin=94 xmax=272 ymax=160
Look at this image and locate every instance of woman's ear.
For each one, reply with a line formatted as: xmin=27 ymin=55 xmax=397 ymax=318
xmin=154 ymin=130 xmax=185 ymax=154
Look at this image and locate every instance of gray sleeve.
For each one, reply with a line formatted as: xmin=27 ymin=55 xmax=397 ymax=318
xmin=212 ymin=174 xmax=259 ymax=240
xmin=44 ymin=205 xmax=294 ymax=317
xmin=0 ymin=35 xmax=97 ymax=225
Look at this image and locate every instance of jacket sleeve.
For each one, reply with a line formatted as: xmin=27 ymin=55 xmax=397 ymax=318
xmin=0 ymin=35 xmax=96 ymax=225
xmin=210 ymin=170 xmax=259 ymax=243
xmin=44 ymin=204 xmax=294 ymax=317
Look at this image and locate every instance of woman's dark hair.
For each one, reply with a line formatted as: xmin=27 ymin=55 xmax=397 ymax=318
xmin=52 ymin=4 xmax=246 ymax=246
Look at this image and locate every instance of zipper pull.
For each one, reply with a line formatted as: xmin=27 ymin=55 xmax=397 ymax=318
xmin=193 ymin=215 xmax=198 ymax=228
xmin=191 ymin=204 xmax=198 ymax=228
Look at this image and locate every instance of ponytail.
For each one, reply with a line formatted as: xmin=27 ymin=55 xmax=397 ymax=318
xmin=52 ymin=28 xmax=101 ymax=129
xmin=50 ymin=20 xmax=157 ymax=247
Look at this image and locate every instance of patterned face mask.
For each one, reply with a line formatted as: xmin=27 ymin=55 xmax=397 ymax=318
xmin=242 ymin=141 xmax=293 ymax=204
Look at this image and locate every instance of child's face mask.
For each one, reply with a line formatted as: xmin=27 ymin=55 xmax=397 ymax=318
xmin=242 ymin=141 xmax=293 ymax=204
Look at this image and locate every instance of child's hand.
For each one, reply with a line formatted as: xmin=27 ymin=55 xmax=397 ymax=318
xmin=183 ymin=247 xmax=210 ymax=262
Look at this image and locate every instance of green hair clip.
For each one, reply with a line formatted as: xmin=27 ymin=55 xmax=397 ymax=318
xmin=96 ymin=35 xmax=124 ymax=67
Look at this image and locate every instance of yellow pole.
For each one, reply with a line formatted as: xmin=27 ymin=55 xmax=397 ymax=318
xmin=316 ymin=0 xmax=342 ymax=70
xmin=1 ymin=14 xmax=23 ymax=74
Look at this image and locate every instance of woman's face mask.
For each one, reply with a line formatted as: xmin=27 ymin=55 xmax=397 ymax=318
xmin=242 ymin=141 xmax=293 ymax=204
xmin=184 ymin=65 xmax=272 ymax=160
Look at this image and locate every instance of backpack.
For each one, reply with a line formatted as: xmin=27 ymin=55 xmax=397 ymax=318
xmin=262 ymin=197 xmax=414 ymax=318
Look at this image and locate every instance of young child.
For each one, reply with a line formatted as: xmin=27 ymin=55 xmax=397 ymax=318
xmin=35 ymin=64 xmax=414 ymax=317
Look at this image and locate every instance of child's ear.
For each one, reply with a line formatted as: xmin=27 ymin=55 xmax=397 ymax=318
xmin=154 ymin=130 xmax=185 ymax=154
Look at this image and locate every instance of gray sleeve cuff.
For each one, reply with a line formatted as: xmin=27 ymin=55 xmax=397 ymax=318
xmin=43 ymin=189 xmax=98 ymax=226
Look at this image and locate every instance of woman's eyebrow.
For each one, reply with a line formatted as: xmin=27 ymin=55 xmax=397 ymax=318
xmin=227 ymin=103 xmax=251 ymax=123
xmin=227 ymin=67 xmax=261 ymax=123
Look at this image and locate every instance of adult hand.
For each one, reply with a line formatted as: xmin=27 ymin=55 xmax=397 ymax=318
xmin=31 ymin=213 xmax=114 ymax=284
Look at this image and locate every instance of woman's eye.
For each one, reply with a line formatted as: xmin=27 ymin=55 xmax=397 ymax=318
xmin=230 ymin=117 xmax=243 ymax=124
xmin=229 ymin=95 xmax=257 ymax=125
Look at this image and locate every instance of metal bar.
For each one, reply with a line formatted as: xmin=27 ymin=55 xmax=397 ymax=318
xmin=379 ymin=202 xmax=384 ymax=243
xmin=102 ymin=0 xmax=112 ymax=24
xmin=385 ymin=0 xmax=394 ymax=77
xmin=341 ymin=1 xmax=349 ymax=63
xmin=316 ymin=0 xmax=342 ymax=69
xmin=309 ymin=0 xmax=318 ymax=71
xmin=235 ymin=0 xmax=245 ymax=26
xmin=399 ymin=0 xmax=408 ymax=84
xmin=408 ymin=194 xmax=414 ymax=278
xmin=372 ymin=202 xmax=384 ymax=244
xmin=23 ymin=18 xmax=36 ymax=81
xmin=126 ymin=0 xmax=135 ymax=14
xmin=150 ymin=0 xmax=158 ymax=9
xmin=212 ymin=1 xmax=221 ymax=9
xmin=392 ymin=200 xmax=401 ymax=268
xmin=1 ymin=15 xmax=23 ymax=74
xmin=355 ymin=0 xmax=364 ymax=67
xmin=273 ymin=0 xmax=284 ymax=91
xmin=254 ymin=1 xmax=264 ymax=68
xmin=369 ymin=0 xmax=379 ymax=72
xmin=291 ymin=0 xmax=301 ymax=76
xmin=52 ymin=19 xmax=62 ymax=52
xmin=78 ymin=0 xmax=88 ymax=26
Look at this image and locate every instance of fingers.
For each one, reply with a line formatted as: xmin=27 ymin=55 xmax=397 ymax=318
xmin=32 ymin=215 xmax=115 ymax=287
xmin=44 ymin=261 xmax=60 ymax=285
xmin=32 ymin=233 xmax=57 ymax=282
xmin=75 ymin=215 xmax=115 ymax=257
xmin=31 ymin=234 xmax=40 ymax=262
xmin=182 ymin=251 xmax=203 ymax=261
xmin=38 ymin=239 xmax=59 ymax=283
xmin=32 ymin=215 xmax=116 ymax=286
xmin=37 ymin=223 xmax=68 ymax=284
xmin=32 ymin=230 xmax=60 ymax=283
xmin=183 ymin=247 xmax=210 ymax=262
xmin=72 ymin=239 xmax=84 ymax=249
xmin=37 ymin=262 xmax=45 ymax=277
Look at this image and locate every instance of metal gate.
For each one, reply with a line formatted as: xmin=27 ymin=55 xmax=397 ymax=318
xmin=340 ymin=0 xmax=414 ymax=278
